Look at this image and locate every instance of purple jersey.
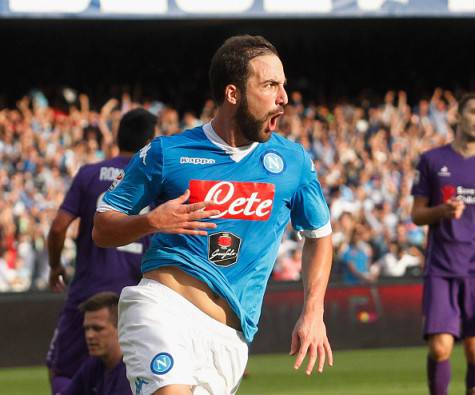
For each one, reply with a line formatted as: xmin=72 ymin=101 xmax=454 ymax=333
xmin=60 ymin=357 xmax=132 ymax=395
xmin=60 ymin=156 xmax=147 ymax=305
xmin=411 ymin=144 xmax=475 ymax=277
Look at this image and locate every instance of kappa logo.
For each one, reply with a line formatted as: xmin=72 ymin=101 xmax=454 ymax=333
xmin=180 ymin=156 xmax=216 ymax=165
xmin=189 ymin=180 xmax=275 ymax=221
xmin=262 ymin=151 xmax=285 ymax=174
xmin=134 ymin=377 xmax=149 ymax=395
xmin=139 ymin=143 xmax=151 ymax=166
xmin=438 ymin=166 xmax=451 ymax=177
xmin=150 ymin=353 xmax=174 ymax=375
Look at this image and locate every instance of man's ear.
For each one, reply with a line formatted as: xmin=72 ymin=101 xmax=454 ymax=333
xmin=224 ymin=84 xmax=239 ymax=105
xmin=455 ymin=109 xmax=461 ymax=122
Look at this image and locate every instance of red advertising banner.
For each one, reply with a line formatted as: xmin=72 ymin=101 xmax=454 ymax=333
xmin=253 ymin=282 xmax=424 ymax=353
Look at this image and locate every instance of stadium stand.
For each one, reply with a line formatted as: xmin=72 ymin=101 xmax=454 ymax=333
xmin=0 ymin=87 xmax=457 ymax=291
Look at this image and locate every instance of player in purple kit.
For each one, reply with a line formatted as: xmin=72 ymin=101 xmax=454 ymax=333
xmin=46 ymin=108 xmax=157 ymax=394
xmin=411 ymin=93 xmax=475 ymax=395
xmin=60 ymin=292 xmax=132 ymax=395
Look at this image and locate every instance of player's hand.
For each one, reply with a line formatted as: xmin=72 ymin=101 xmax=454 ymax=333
xmin=146 ymin=189 xmax=219 ymax=236
xmin=49 ymin=265 xmax=66 ymax=293
xmin=443 ymin=198 xmax=465 ymax=220
xmin=289 ymin=313 xmax=333 ymax=375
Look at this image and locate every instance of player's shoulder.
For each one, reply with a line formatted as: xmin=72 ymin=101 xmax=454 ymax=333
xmin=268 ymin=133 xmax=305 ymax=152
xmin=159 ymin=125 xmax=206 ymax=147
xmin=267 ymin=133 xmax=308 ymax=163
xmin=420 ymin=144 xmax=452 ymax=161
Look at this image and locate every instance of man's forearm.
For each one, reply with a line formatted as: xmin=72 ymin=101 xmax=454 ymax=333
xmin=92 ymin=211 xmax=153 ymax=248
xmin=47 ymin=231 xmax=65 ymax=269
xmin=412 ymin=205 xmax=446 ymax=226
xmin=300 ymin=235 xmax=333 ymax=317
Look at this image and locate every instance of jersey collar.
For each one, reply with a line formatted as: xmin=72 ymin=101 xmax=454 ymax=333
xmin=203 ymin=122 xmax=259 ymax=163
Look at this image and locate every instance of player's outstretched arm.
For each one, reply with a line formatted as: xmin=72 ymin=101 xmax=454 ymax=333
xmin=93 ymin=189 xmax=219 ymax=248
xmin=411 ymin=195 xmax=465 ymax=226
xmin=290 ymin=235 xmax=333 ymax=375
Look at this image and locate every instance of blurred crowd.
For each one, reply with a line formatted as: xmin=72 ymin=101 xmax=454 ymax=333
xmin=0 ymin=87 xmax=458 ymax=291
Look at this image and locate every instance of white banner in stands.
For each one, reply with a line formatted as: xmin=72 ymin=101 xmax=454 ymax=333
xmin=175 ymin=0 xmax=254 ymax=13
xmin=3 ymin=0 xmax=475 ymax=18
xmin=449 ymin=0 xmax=475 ymax=11
xmin=263 ymin=0 xmax=332 ymax=13
xmin=101 ymin=0 xmax=167 ymax=14
xmin=9 ymin=0 xmax=90 ymax=13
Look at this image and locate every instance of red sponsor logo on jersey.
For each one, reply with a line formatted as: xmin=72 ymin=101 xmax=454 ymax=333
xmin=441 ymin=184 xmax=456 ymax=203
xmin=189 ymin=180 xmax=275 ymax=221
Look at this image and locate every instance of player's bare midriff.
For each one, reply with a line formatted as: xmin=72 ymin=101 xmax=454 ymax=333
xmin=143 ymin=266 xmax=242 ymax=331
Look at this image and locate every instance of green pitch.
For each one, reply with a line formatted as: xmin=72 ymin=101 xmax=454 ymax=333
xmin=0 ymin=346 xmax=467 ymax=395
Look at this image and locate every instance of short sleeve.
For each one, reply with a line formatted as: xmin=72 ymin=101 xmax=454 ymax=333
xmin=59 ymin=166 xmax=86 ymax=218
xmin=411 ymin=153 xmax=431 ymax=198
xmin=99 ymin=138 xmax=164 ymax=215
xmin=290 ymin=148 xmax=331 ymax=237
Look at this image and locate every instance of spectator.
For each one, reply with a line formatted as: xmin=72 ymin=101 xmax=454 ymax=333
xmin=340 ymin=230 xmax=378 ymax=285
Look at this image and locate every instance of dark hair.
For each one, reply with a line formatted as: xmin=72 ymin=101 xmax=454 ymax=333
xmin=458 ymin=93 xmax=475 ymax=115
xmin=209 ymin=35 xmax=279 ymax=104
xmin=79 ymin=292 xmax=119 ymax=327
xmin=117 ymin=108 xmax=157 ymax=152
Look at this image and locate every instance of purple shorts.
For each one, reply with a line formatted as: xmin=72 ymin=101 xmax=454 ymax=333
xmin=46 ymin=304 xmax=88 ymax=379
xmin=423 ymin=276 xmax=475 ymax=339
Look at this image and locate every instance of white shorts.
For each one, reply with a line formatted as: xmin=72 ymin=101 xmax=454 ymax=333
xmin=119 ymin=278 xmax=248 ymax=395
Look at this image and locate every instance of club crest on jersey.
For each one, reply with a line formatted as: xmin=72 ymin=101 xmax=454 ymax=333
xmin=208 ymin=232 xmax=241 ymax=266
xmin=261 ymin=151 xmax=285 ymax=174
xmin=189 ymin=180 xmax=275 ymax=221
xmin=150 ymin=353 xmax=174 ymax=375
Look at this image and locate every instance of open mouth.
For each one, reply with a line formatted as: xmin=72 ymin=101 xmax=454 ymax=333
xmin=268 ymin=112 xmax=283 ymax=131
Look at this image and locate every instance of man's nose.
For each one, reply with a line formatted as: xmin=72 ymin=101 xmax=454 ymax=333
xmin=277 ymin=85 xmax=288 ymax=107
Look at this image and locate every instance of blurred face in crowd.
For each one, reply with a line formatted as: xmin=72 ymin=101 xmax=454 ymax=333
xmin=459 ymin=98 xmax=475 ymax=142
xmin=234 ymin=54 xmax=288 ymax=143
xmin=83 ymin=307 xmax=118 ymax=359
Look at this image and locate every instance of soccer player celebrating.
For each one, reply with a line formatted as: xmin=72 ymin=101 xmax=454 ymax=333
xmin=47 ymin=108 xmax=157 ymax=394
xmin=93 ymin=35 xmax=333 ymax=395
xmin=411 ymin=93 xmax=475 ymax=395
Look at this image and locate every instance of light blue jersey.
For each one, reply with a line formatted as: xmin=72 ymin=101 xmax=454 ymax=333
xmin=101 ymin=123 xmax=330 ymax=342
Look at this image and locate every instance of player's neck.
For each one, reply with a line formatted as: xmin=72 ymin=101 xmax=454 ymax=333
xmin=452 ymin=131 xmax=475 ymax=158
xmin=211 ymin=110 xmax=253 ymax=148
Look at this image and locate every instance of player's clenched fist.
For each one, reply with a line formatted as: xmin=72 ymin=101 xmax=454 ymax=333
xmin=443 ymin=198 xmax=465 ymax=220
xmin=146 ymin=189 xmax=219 ymax=236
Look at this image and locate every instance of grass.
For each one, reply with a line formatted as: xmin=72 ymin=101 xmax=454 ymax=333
xmin=0 ymin=346 xmax=467 ymax=395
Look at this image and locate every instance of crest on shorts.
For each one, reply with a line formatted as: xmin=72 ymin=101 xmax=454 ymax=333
xmin=150 ymin=352 xmax=174 ymax=375
xmin=208 ymin=232 xmax=241 ymax=267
